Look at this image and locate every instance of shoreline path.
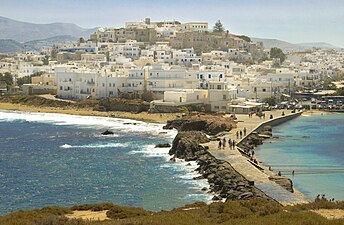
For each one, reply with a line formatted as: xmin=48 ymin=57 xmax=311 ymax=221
xmin=203 ymin=110 xmax=309 ymax=206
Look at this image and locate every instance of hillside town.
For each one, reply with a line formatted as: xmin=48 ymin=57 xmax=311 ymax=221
xmin=1 ymin=18 xmax=344 ymax=113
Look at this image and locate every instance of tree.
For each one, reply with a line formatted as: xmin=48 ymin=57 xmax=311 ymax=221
xmin=78 ymin=37 xmax=85 ymax=45
xmin=264 ymin=96 xmax=277 ymax=106
xmin=213 ymin=20 xmax=224 ymax=33
xmin=336 ymin=87 xmax=344 ymax=96
xmin=42 ymin=55 xmax=49 ymax=65
xmin=16 ymin=72 xmax=44 ymax=86
xmin=17 ymin=76 xmax=31 ymax=86
xmin=270 ymin=47 xmax=286 ymax=63
xmin=235 ymin=35 xmax=251 ymax=42
xmin=50 ymin=45 xmax=58 ymax=60
xmin=0 ymin=72 xmax=13 ymax=87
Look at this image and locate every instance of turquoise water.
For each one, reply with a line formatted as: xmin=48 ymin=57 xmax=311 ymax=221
xmin=255 ymin=113 xmax=344 ymax=201
xmin=0 ymin=111 xmax=211 ymax=215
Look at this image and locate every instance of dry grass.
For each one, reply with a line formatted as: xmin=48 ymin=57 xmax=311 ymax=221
xmin=1 ymin=199 xmax=344 ymax=225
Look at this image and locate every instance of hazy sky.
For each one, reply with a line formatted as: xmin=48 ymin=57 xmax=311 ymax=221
xmin=1 ymin=0 xmax=343 ymax=47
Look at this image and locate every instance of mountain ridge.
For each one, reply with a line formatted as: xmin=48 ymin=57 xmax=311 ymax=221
xmin=251 ymin=37 xmax=341 ymax=51
xmin=0 ymin=16 xmax=97 ymax=42
xmin=0 ymin=35 xmax=78 ymax=53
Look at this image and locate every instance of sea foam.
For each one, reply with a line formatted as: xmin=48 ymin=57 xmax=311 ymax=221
xmin=60 ymin=143 xmax=128 ymax=149
xmin=0 ymin=110 xmax=177 ymax=137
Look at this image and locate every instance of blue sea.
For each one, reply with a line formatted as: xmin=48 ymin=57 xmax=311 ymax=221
xmin=0 ymin=110 xmax=211 ymax=215
xmin=255 ymin=113 xmax=344 ymax=201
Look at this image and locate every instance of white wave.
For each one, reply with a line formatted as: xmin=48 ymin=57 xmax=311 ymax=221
xmin=129 ymin=145 xmax=172 ymax=160
xmin=60 ymin=144 xmax=73 ymax=149
xmin=160 ymin=159 xmax=211 ymax=193
xmin=0 ymin=110 xmax=177 ymax=137
xmin=59 ymin=142 xmax=127 ymax=149
xmin=186 ymin=193 xmax=213 ymax=204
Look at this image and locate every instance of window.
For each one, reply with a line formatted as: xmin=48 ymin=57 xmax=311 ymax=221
xmin=102 ymin=83 xmax=105 ymax=87
xmin=196 ymin=95 xmax=199 ymax=100
xmin=217 ymin=85 xmax=222 ymax=90
xmin=223 ymin=95 xmax=227 ymax=100
xmin=109 ymin=83 xmax=111 ymax=87
xmin=208 ymin=74 xmax=211 ymax=78
xmin=262 ymin=88 xmax=266 ymax=92
xmin=60 ymin=86 xmax=62 ymax=90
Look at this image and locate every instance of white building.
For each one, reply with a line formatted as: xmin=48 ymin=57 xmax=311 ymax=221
xmin=207 ymin=81 xmax=237 ymax=112
xmin=147 ymin=64 xmax=198 ymax=98
xmin=112 ymin=40 xmax=141 ymax=59
xmin=181 ymin=22 xmax=208 ymax=32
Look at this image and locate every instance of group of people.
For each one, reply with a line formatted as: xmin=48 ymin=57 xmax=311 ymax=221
xmin=315 ymin=194 xmax=335 ymax=202
xmin=236 ymin=127 xmax=247 ymax=139
xmin=218 ymin=137 xmax=236 ymax=150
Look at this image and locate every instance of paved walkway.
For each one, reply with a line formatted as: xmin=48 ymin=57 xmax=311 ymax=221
xmin=204 ymin=110 xmax=309 ymax=206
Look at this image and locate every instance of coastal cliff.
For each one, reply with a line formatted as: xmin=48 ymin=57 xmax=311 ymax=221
xmin=165 ymin=114 xmax=270 ymax=201
xmin=163 ymin=114 xmax=235 ymax=135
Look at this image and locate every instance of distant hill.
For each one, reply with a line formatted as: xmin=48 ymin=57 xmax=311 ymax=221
xmin=251 ymin=37 xmax=341 ymax=51
xmin=0 ymin=16 xmax=97 ymax=42
xmin=0 ymin=39 xmax=23 ymax=53
xmin=296 ymin=42 xmax=340 ymax=49
xmin=0 ymin=35 xmax=78 ymax=53
xmin=24 ymin=35 xmax=78 ymax=51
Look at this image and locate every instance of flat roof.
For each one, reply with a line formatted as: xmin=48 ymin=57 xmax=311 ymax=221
xmin=228 ymin=105 xmax=257 ymax=108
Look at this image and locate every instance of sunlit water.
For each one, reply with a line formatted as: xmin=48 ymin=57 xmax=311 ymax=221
xmin=0 ymin=110 xmax=211 ymax=215
xmin=255 ymin=113 xmax=344 ymax=201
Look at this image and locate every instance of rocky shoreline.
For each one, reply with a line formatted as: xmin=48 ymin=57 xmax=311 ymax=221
xmin=164 ymin=114 xmax=271 ymax=201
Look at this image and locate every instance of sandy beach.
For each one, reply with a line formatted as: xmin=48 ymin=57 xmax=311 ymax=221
xmin=0 ymin=102 xmax=178 ymax=123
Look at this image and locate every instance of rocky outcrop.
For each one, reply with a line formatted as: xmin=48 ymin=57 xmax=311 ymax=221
xmin=163 ymin=114 xmax=236 ymax=135
xmin=239 ymin=133 xmax=263 ymax=151
xmin=238 ymin=126 xmax=273 ymax=151
xmin=259 ymin=126 xmax=273 ymax=136
xmin=169 ymin=131 xmax=209 ymax=161
xmin=94 ymin=98 xmax=149 ymax=113
xmin=269 ymin=176 xmax=294 ymax=193
xmin=155 ymin=143 xmax=171 ymax=148
xmin=101 ymin=130 xmax=114 ymax=135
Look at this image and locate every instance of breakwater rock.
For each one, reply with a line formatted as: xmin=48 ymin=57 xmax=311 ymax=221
xmin=269 ymin=176 xmax=294 ymax=193
xmin=238 ymin=126 xmax=272 ymax=151
xmin=169 ymin=131 xmax=209 ymax=161
xmin=169 ymin=131 xmax=269 ymax=201
xmin=163 ymin=114 xmax=236 ymax=135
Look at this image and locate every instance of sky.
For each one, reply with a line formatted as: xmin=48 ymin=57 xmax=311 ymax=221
xmin=0 ymin=0 xmax=343 ymax=47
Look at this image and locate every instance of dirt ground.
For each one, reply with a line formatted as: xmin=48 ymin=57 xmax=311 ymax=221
xmin=65 ymin=210 xmax=109 ymax=221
